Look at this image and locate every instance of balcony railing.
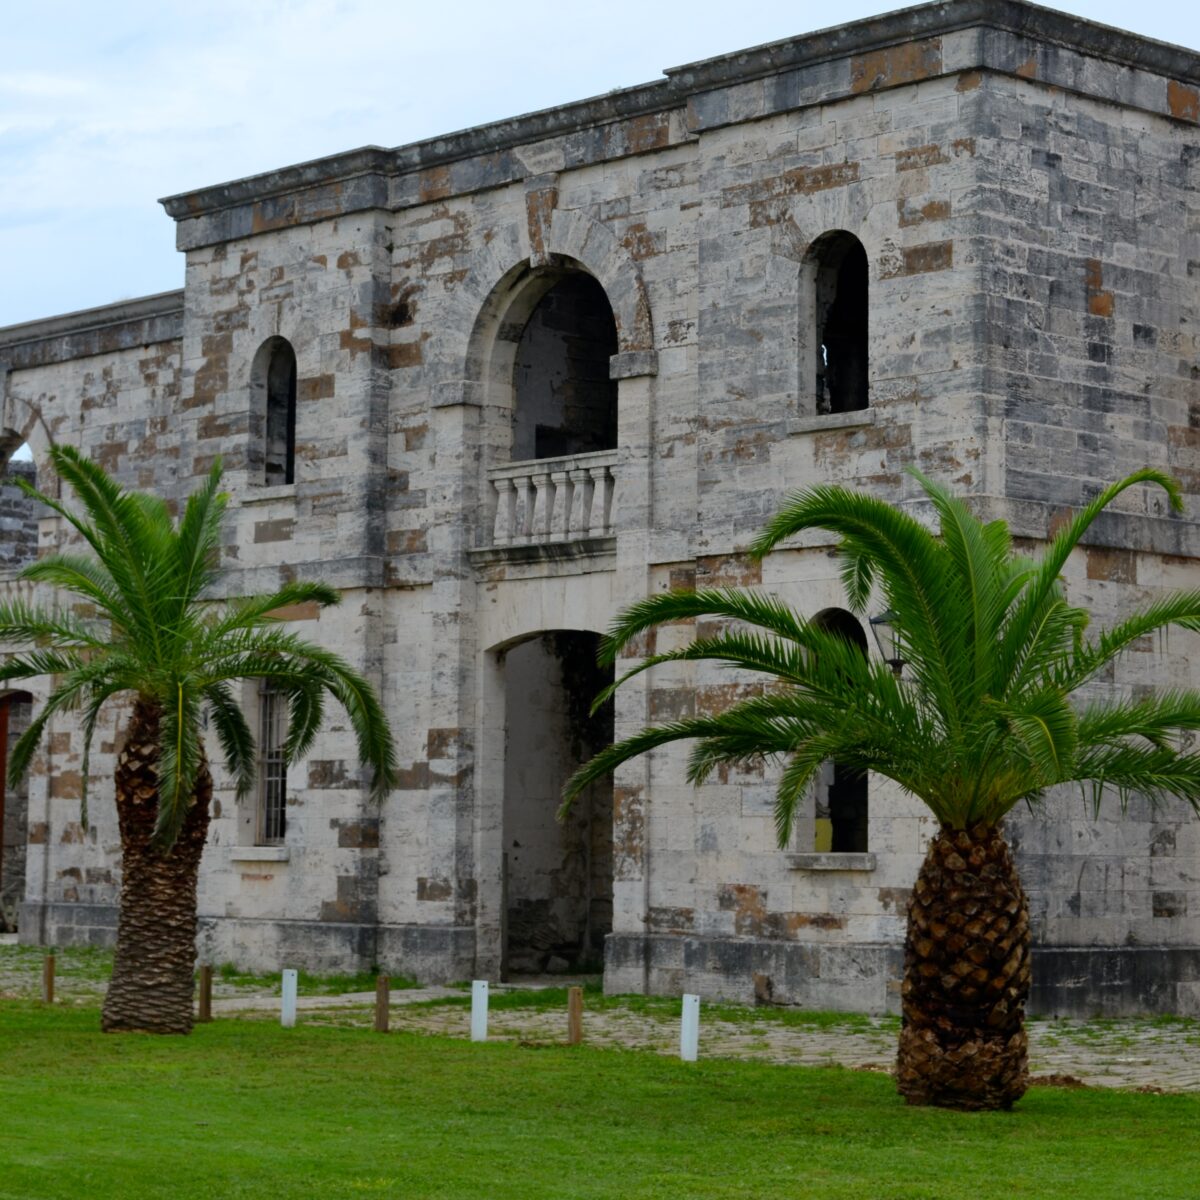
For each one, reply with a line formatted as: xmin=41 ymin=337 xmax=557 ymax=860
xmin=0 ymin=575 xmax=52 ymax=610
xmin=487 ymin=449 xmax=617 ymax=548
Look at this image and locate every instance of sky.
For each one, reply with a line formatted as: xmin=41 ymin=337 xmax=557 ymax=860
xmin=1 ymin=0 xmax=1198 ymax=330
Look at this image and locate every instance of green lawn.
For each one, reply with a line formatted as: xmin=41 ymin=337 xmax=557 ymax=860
xmin=2 ymin=1003 xmax=1198 ymax=1199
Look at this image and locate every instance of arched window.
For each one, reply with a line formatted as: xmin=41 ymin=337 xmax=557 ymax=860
xmin=812 ymin=608 xmax=869 ymax=854
xmin=0 ymin=447 xmax=39 ymax=573
xmin=252 ymin=338 xmax=297 ymax=485
xmin=810 ymin=232 xmax=868 ymax=416
xmin=512 ymin=273 xmax=618 ymax=461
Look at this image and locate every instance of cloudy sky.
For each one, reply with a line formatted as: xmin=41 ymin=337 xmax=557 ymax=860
xmin=2 ymin=0 xmax=1198 ymax=329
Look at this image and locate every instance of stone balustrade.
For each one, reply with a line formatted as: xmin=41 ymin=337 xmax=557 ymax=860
xmin=0 ymin=575 xmax=51 ymax=611
xmin=487 ymin=449 xmax=617 ymax=548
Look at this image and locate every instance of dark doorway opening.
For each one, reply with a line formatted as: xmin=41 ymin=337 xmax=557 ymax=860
xmin=812 ymin=609 xmax=870 ymax=854
xmin=512 ymin=274 xmax=618 ymax=462
xmin=502 ymin=630 xmax=614 ymax=976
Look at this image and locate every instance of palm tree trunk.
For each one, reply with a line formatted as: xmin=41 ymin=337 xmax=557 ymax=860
xmin=896 ymin=822 xmax=1031 ymax=1110
xmin=101 ymin=699 xmax=212 ymax=1034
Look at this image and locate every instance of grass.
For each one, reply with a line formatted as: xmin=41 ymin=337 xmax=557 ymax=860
xmin=2 ymin=1002 xmax=1199 ymax=1200
xmin=213 ymin=962 xmax=419 ymax=995
xmin=0 ymin=945 xmax=416 ymax=999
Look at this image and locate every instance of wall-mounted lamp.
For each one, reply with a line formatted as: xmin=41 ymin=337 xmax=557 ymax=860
xmin=869 ymin=609 xmax=904 ymax=677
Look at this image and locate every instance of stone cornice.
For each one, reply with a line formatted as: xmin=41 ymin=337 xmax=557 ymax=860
xmin=664 ymin=0 xmax=1200 ymax=93
xmin=147 ymin=0 xmax=1198 ymax=248
xmin=0 ymin=290 xmax=184 ymax=369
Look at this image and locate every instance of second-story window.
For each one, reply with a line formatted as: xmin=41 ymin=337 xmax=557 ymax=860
xmin=812 ymin=231 xmax=869 ymax=415
xmin=511 ymin=272 xmax=617 ymax=461
xmin=257 ymin=682 xmax=287 ymax=845
xmin=263 ymin=339 xmax=297 ymax=484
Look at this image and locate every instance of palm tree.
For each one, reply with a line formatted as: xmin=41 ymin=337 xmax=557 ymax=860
xmin=0 ymin=447 xmax=397 ymax=1034
xmin=562 ymin=468 xmax=1200 ymax=1110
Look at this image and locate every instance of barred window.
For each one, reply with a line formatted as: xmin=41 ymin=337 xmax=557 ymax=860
xmin=257 ymin=684 xmax=287 ymax=845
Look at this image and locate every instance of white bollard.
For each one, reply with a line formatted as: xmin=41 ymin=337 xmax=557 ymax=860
xmin=680 ymin=993 xmax=700 ymax=1062
xmin=281 ymin=968 xmax=298 ymax=1028
xmin=470 ymin=979 xmax=489 ymax=1042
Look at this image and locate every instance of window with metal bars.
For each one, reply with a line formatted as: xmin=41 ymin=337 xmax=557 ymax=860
xmin=257 ymin=683 xmax=287 ymax=844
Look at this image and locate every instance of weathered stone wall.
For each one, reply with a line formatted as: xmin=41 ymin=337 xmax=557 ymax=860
xmin=1 ymin=0 xmax=1199 ymax=1013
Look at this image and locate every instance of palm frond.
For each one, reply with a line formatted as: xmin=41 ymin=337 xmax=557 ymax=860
xmin=203 ymin=682 xmax=257 ymax=801
xmin=0 ymin=452 xmax=396 ymax=851
xmin=599 ymin=588 xmax=813 ymax=663
xmin=996 ymin=469 xmax=1181 ymax=690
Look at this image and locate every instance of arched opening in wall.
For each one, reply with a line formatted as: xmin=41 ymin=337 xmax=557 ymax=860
xmin=511 ymin=273 xmax=618 ymax=461
xmin=812 ymin=608 xmax=869 ymax=854
xmin=500 ymin=630 xmax=613 ymax=977
xmin=0 ymin=690 xmax=33 ymax=931
xmin=810 ymin=231 xmax=868 ymax=416
xmin=251 ymin=338 xmax=297 ymax=485
xmin=0 ymin=443 xmax=40 ymax=575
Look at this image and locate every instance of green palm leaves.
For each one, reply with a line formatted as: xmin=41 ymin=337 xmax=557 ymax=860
xmin=563 ymin=468 xmax=1200 ymax=840
xmin=0 ymin=447 xmax=397 ymax=848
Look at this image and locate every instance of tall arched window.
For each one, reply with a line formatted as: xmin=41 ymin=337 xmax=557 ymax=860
xmin=810 ymin=231 xmax=868 ymax=416
xmin=511 ymin=272 xmax=617 ymax=461
xmin=252 ymin=338 xmax=297 ymax=485
xmin=812 ymin=608 xmax=869 ymax=853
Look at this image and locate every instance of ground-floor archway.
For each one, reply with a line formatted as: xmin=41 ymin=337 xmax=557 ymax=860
xmin=498 ymin=630 xmax=613 ymax=977
xmin=0 ymin=691 xmax=33 ymax=931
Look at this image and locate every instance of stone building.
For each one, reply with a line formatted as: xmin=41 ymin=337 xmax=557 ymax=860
xmin=1 ymin=0 xmax=1198 ymax=1014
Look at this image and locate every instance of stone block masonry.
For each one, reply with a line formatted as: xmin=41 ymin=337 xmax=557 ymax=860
xmin=1 ymin=0 xmax=1199 ymax=1014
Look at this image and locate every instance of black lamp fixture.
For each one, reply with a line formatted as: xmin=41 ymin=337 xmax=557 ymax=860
xmin=869 ymin=608 xmax=904 ymax=676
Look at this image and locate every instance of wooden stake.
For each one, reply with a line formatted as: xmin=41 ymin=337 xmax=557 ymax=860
xmin=197 ymin=965 xmax=213 ymax=1023
xmin=42 ymin=952 xmax=55 ymax=1005
xmin=567 ymin=985 xmax=583 ymax=1046
xmin=374 ymin=975 xmax=390 ymax=1033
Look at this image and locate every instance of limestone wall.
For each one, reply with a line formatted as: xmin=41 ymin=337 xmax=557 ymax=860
xmin=1 ymin=0 xmax=1198 ymax=1013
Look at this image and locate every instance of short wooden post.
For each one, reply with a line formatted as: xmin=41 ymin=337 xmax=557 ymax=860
xmin=197 ymin=965 xmax=213 ymax=1023
xmin=41 ymin=951 xmax=55 ymax=1005
xmin=374 ymin=975 xmax=390 ymax=1033
xmin=567 ymin=985 xmax=583 ymax=1045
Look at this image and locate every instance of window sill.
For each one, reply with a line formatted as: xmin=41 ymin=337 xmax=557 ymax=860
xmin=786 ymin=852 xmax=876 ymax=872
xmin=230 ymin=846 xmax=290 ymax=863
xmin=787 ymin=409 xmax=874 ymax=436
xmin=241 ymin=483 xmax=297 ymax=505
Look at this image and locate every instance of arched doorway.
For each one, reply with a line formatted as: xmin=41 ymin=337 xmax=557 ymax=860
xmin=498 ymin=630 xmax=614 ymax=976
xmin=0 ymin=690 xmax=34 ymax=931
xmin=471 ymin=260 xmax=621 ymax=548
xmin=0 ymin=443 xmax=39 ymax=930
